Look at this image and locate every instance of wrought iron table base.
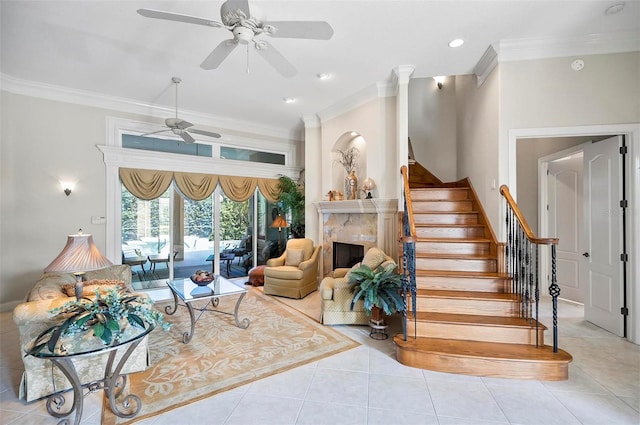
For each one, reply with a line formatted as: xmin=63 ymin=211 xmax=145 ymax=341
xmin=45 ymin=339 xmax=144 ymax=425
xmin=166 ymin=291 xmax=250 ymax=344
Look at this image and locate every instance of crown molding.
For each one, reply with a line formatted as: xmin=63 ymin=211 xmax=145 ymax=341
xmin=317 ymin=79 xmax=396 ymax=124
xmin=393 ymin=65 xmax=415 ymax=85
xmin=495 ymin=31 xmax=640 ymax=62
xmin=0 ymin=73 xmax=299 ymax=142
xmin=473 ymin=45 xmax=499 ymax=87
xmin=302 ymin=114 xmax=321 ymax=128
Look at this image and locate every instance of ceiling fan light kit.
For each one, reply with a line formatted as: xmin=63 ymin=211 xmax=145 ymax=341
xmin=137 ymin=0 xmax=334 ymax=78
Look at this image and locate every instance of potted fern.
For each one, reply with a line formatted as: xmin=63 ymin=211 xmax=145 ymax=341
xmin=348 ymin=263 xmax=404 ymax=338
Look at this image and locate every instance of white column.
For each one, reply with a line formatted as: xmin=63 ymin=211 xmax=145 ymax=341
xmin=393 ymin=65 xmax=415 ymax=210
xmin=302 ymin=114 xmax=322 ymax=247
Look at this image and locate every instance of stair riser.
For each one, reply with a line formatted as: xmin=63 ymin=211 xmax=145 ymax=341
xmin=415 ymin=276 xmax=510 ymax=293
xmin=415 ymin=241 xmax=490 ymax=255
xmin=415 ymin=226 xmax=485 ymax=239
xmin=411 ymin=190 xmax=470 ymax=201
xmin=406 ymin=321 xmax=545 ymax=345
xmin=415 ymin=257 xmax=496 ymax=272
xmin=409 ymin=297 xmax=518 ymax=317
xmin=414 ymin=214 xmax=478 ymax=225
xmin=395 ymin=347 xmax=569 ymax=380
xmin=412 ymin=201 xmax=473 ymax=212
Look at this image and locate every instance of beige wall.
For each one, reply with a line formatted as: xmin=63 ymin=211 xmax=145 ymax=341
xmin=409 ymin=77 xmax=457 ymax=182
xmin=0 ymin=92 xmax=299 ymax=307
xmin=320 ymin=96 xmax=397 ymax=200
xmin=455 ymin=69 xmax=501 ymax=232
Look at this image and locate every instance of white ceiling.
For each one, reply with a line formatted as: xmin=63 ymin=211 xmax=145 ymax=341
xmin=2 ymin=1 xmax=639 ymax=140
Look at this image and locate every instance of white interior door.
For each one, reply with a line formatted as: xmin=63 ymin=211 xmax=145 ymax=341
xmin=548 ymin=154 xmax=584 ymax=303
xmin=583 ymin=136 xmax=623 ymax=336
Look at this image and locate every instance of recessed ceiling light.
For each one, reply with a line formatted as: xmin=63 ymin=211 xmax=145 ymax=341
xmin=317 ymin=73 xmax=331 ymax=80
xmin=605 ymin=2 xmax=625 ymax=15
xmin=283 ymin=97 xmax=296 ymax=104
xmin=448 ymin=38 xmax=464 ymax=48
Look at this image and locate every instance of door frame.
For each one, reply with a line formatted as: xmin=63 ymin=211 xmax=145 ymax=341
xmin=538 ymin=142 xmax=589 ymax=304
xmin=507 ymin=123 xmax=640 ymax=344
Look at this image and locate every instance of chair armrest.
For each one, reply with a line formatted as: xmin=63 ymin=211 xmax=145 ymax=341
xmin=319 ymin=277 xmax=335 ymax=300
xmin=266 ymin=257 xmax=284 ymax=267
xmin=332 ymin=268 xmax=350 ymax=278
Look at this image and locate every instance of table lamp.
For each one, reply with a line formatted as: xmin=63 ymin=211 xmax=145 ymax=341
xmin=44 ymin=229 xmax=113 ymax=299
xmin=270 ymin=214 xmax=289 ymax=254
xmin=362 ymin=177 xmax=376 ymax=199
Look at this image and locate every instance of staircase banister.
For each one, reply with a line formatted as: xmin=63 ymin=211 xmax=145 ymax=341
xmin=400 ymin=165 xmax=416 ymax=238
xmin=499 ymin=185 xmax=558 ymax=246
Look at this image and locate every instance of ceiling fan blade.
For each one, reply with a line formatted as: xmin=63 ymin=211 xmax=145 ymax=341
xmin=188 ymin=128 xmax=222 ymax=139
xmin=165 ymin=117 xmax=193 ymax=129
xmin=263 ymin=21 xmax=334 ymax=40
xmin=254 ymin=40 xmax=297 ymax=78
xmin=180 ymin=131 xmax=196 ymax=144
xmin=201 ymin=39 xmax=239 ymax=70
xmin=140 ymin=129 xmax=170 ymax=137
xmin=137 ymin=8 xmax=223 ymax=28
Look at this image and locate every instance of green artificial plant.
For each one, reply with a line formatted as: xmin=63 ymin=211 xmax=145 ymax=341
xmin=276 ymin=175 xmax=305 ymax=238
xmin=348 ymin=263 xmax=404 ymax=316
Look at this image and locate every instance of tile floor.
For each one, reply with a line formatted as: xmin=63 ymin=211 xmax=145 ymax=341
xmin=1 ymin=296 xmax=638 ymax=425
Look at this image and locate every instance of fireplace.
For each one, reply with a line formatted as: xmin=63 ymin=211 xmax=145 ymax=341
xmin=333 ymin=242 xmax=364 ymax=269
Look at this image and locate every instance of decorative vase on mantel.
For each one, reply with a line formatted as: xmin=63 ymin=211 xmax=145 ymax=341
xmin=346 ymin=170 xmax=358 ymax=200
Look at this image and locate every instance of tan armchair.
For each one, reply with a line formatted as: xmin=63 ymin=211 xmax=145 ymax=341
xmin=319 ymin=247 xmax=396 ymax=325
xmin=12 ymin=265 xmax=150 ymax=402
xmin=263 ymin=238 xmax=321 ymax=299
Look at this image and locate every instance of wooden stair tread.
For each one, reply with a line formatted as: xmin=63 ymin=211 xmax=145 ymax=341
xmin=410 ymin=312 xmax=547 ymax=329
xmin=416 ymin=237 xmax=491 ymax=243
xmin=419 ymin=289 xmax=519 ymax=301
xmin=415 ymin=211 xmax=477 ymax=215
xmin=393 ymin=337 xmax=572 ymax=363
xmin=415 ymin=270 xmax=508 ymax=279
xmin=415 ymin=252 xmax=496 ymax=260
xmin=412 ymin=187 xmax=469 ymax=192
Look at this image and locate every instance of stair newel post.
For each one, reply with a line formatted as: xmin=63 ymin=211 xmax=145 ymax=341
xmin=534 ymin=244 xmax=540 ymax=347
xmin=550 ymin=244 xmax=560 ymax=353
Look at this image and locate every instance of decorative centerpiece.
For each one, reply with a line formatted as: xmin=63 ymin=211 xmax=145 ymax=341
xmin=190 ymin=270 xmax=214 ymax=286
xmin=28 ymin=287 xmax=170 ymax=355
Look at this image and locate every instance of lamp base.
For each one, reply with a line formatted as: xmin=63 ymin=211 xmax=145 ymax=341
xmin=73 ymin=272 xmax=85 ymax=300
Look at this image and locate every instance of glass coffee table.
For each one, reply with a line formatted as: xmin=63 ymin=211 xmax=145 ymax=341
xmin=166 ymin=276 xmax=250 ymax=344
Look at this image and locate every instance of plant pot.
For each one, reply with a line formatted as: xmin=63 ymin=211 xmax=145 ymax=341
xmin=368 ymin=306 xmax=388 ymax=340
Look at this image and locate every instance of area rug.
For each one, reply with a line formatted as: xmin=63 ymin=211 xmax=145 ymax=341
xmin=101 ymin=287 xmax=358 ymax=424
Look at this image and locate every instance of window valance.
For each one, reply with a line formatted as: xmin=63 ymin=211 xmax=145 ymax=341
xmin=119 ymin=168 xmax=281 ymax=203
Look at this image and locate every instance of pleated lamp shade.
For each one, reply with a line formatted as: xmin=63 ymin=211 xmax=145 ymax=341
xmin=44 ymin=232 xmax=112 ymax=273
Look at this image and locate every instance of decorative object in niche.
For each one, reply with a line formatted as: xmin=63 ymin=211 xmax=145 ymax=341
xmin=335 ymin=147 xmax=360 ymax=200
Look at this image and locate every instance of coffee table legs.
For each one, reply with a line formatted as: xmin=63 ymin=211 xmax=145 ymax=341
xmin=46 ymin=340 xmax=144 ymax=425
xmin=166 ymin=287 xmax=250 ymax=344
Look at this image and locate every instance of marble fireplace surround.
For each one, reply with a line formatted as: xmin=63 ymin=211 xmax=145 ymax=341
xmin=316 ymin=199 xmax=398 ymax=277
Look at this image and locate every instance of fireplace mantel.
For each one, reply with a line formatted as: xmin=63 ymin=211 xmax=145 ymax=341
xmin=316 ymin=198 xmax=398 ymax=276
xmin=316 ymin=198 xmax=398 ymax=214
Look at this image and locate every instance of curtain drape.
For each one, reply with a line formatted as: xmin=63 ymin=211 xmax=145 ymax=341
xmin=120 ymin=168 xmax=283 ymax=202
xmin=174 ymin=172 xmax=219 ymax=201
xmin=119 ymin=168 xmax=173 ymax=200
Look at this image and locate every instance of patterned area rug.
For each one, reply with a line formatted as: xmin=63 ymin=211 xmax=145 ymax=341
xmin=101 ymin=288 xmax=358 ymax=424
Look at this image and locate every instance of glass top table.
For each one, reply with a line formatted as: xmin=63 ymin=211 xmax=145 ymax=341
xmin=28 ymin=324 xmax=154 ymax=425
xmin=166 ymin=276 xmax=250 ymax=343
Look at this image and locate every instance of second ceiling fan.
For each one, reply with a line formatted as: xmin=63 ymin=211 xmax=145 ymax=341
xmin=138 ymin=0 xmax=334 ymax=77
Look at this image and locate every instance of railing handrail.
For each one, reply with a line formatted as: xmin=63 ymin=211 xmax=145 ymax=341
xmin=400 ymin=165 xmax=416 ymax=240
xmin=499 ymin=185 xmax=558 ymax=246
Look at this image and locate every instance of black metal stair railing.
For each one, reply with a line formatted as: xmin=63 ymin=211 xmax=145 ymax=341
xmin=501 ymin=185 xmax=561 ymax=352
xmin=400 ymin=166 xmax=417 ymax=341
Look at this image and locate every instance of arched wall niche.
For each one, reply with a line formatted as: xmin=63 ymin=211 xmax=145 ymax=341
xmin=330 ymin=131 xmax=367 ymax=198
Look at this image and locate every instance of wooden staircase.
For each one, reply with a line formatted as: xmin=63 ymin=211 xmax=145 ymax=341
xmin=394 ymin=177 xmax=572 ymax=381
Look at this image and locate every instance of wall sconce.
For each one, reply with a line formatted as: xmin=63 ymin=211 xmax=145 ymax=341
xmin=60 ymin=181 xmax=75 ymax=196
xmin=362 ymin=177 xmax=376 ymax=199
xmin=433 ymin=76 xmax=445 ymax=90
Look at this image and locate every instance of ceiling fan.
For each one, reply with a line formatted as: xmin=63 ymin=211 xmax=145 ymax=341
xmin=137 ymin=0 xmax=333 ymax=77
xmin=142 ymin=77 xmax=221 ymax=144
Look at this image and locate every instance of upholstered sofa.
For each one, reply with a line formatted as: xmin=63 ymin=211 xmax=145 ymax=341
xmin=12 ymin=264 xmax=150 ymax=402
xmin=264 ymin=238 xmax=321 ymax=299
xmin=319 ymin=247 xmax=396 ymax=325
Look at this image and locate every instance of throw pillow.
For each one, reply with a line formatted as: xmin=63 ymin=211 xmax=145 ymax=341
xmin=361 ymin=248 xmax=387 ymax=269
xmin=62 ymin=279 xmax=127 ymax=297
xmin=285 ymin=249 xmax=305 ymax=267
